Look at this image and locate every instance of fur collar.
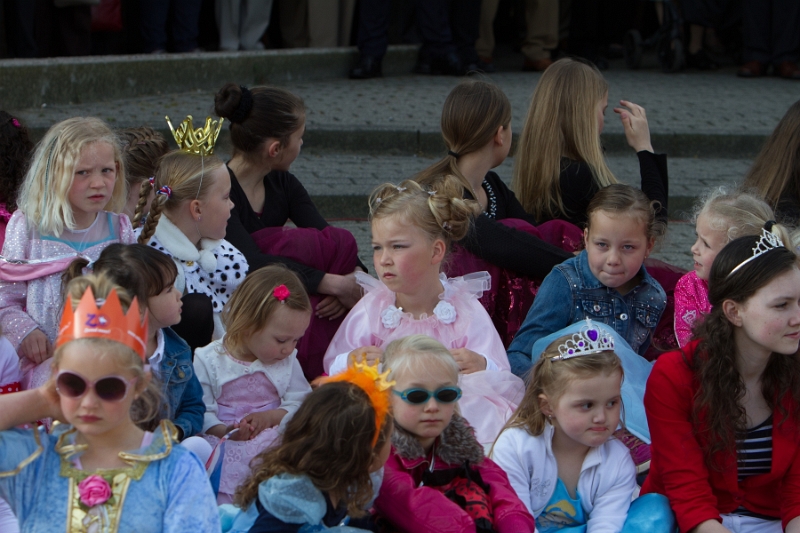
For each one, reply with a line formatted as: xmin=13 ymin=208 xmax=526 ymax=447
xmin=153 ymin=214 xmax=222 ymax=272
xmin=392 ymin=413 xmax=484 ymax=466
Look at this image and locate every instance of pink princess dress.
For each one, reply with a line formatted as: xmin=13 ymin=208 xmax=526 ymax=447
xmin=324 ymin=271 xmax=525 ymax=449
xmin=194 ymin=341 xmax=312 ymax=504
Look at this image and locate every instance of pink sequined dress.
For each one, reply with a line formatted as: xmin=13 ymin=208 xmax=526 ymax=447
xmin=324 ymin=272 xmax=525 ymax=449
xmin=673 ymin=270 xmax=711 ymax=348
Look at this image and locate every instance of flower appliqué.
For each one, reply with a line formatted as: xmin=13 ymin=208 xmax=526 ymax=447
xmin=78 ymin=475 xmax=112 ymax=508
xmin=433 ymin=301 xmax=457 ymax=324
xmin=380 ymin=305 xmax=402 ymax=329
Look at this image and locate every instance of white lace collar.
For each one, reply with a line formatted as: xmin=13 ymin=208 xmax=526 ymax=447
xmin=380 ymin=299 xmax=457 ymax=329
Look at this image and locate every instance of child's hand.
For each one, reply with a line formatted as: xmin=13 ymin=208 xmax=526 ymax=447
xmin=39 ymin=381 xmax=64 ymax=422
xmin=241 ymin=409 xmax=287 ymax=438
xmin=450 ymin=348 xmax=487 ymax=374
xmin=227 ymin=421 xmax=253 ymax=441
xmin=316 ymin=295 xmax=347 ymax=320
xmin=19 ymin=329 xmax=52 ymax=365
xmin=348 ymin=346 xmax=382 ymax=367
xmin=614 ymin=100 xmax=653 ymax=153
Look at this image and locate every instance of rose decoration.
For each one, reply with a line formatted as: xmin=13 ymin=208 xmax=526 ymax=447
xmin=273 ymin=284 xmax=291 ymax=302
xmin=380 ymin=305 xmax=402 ymax=329
xmin=433 ymin=301 xmax=457 ymax=324
xmin=78 ymin=475 xmax=112 ymax=508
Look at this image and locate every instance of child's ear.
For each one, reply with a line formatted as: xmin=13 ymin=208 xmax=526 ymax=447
xmin=644 ymin=236 xmax=656 ymax=258
xmin=266 ymin=140 xmax=283 ymax=159
xmin=538 ymin=394 xmax=553 ymax=417
xmin=722 ymin=299 xmax=743 ymax=327
xmin=189 ymin=198 xmax=202 ymax=221
xmin=431 ymin=238 xmax=446 ymax=265
xmin=494 ymin=125 xmax=506 ymax=146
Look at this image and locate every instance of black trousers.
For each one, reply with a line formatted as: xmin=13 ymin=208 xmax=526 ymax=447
xmin=742 ymin=0 xmax=800 ymax=64
xmin=138 ymin=0 xmax=203 ymax=52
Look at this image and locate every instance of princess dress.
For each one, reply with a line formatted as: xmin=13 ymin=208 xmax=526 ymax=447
xmin=325 ymin=272 xmax=525 ymax=448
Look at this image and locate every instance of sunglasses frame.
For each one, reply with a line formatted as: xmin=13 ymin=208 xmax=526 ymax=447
xmin=55 ymin=370 xmax=138 ymax=403
xmin=393 ymin=386 xmax=462 ymax=405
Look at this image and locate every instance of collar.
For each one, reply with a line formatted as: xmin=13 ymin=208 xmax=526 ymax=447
xmin=149 ymin=329 xmax=165 ymax=378
xmin=542 ymin=422 xmax=605 ymax=472
xmin=392 ymin=413 xmax=484 ymax=468
xmin=574 ymin=250 xmax=658 ymax=294
xmin=154 ymin=214 xmax=222 ymax=272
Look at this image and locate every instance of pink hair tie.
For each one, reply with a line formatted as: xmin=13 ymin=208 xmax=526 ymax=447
xmin=273 ymin=284 xmax=290 ymax=302
xmin=10 ymin=119 xmax=20 ymax=128
xmin=156 ymin=185 xmax=172 ymax=198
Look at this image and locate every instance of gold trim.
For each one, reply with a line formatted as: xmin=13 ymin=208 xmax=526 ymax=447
xmin=0 ymin=426 xmax=43 ymax=478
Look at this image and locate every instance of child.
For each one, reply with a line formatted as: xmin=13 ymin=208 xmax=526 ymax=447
xmin=194 ymin=264 xmax=313 ymax=504
xmin=492 ymin=321 xmax=675 ymax=533
xmin=215 ymin=83 xmax=365 ymax=380
xmin=117 ymin=126 xmax=169 ymax=225
xmin=675 ymin=189 xmax=792 ymax=347
xmin=324 ymin=178 xmax=525 ymax=447
xmin=375 ymin=335 xmax=534 ymax=533
xmin=0 ymin=117 xmax=135 ymax=391
xmin=0 ymin=111 xmax=33 ymax=249
xmin=66 ymin=243 xmax=205 ymax=440
xmin=0 ymin=273 xmax=219 ymax=530
xmin=136 ymin=115 xmax=248 ymax=351
xmin=0 ymin=325 xmax=21 ymax=533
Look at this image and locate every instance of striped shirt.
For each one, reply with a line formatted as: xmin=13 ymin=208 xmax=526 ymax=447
xmin=734 ymin=415 xmax=777 ymax=521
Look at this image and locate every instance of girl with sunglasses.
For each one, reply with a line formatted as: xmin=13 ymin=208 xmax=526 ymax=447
xmin=0 ymin=273 xmax=219 ymax=531
xmin=374 ymin=335 xmax=534 ymax=533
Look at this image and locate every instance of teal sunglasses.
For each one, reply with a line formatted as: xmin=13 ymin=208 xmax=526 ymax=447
xmin=393 ymin=386 xmax=462 ymax=405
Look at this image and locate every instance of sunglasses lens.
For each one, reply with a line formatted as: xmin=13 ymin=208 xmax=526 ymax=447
xmin=95 ymin=377 xmax=128 ymax=402
xmin=405 ymin=390 xmax=431 ymax=404
xmin=435 ymin=388 xmax=460 ymax=403
xmin=56 ymin=372 xmax=87 ymax=398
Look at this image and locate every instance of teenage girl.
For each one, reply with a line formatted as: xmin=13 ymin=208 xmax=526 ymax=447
xmin=0 ymin=117 xmax=135 ymax=390
xmin=0 ymin=111 xmax=33 ymax=249
xmin=214 ymin=82 xmax=364 ymax=379
xmin=117 ymin=126 xmax=169 ymax=224
xmin=222 ymin=361 xmax=394 ymax=532
xmin=0 ymin=273 xmax=219 ymax=530
xmin=675 ymin=189 xmax=792 ymax=347
xmin=194 ymin=264 xmax=313 ymax=504
xmin=324 ymin=178 xmax=525 ymax=447
xmin=375 ymin=335 xmax=534 ymax=533
xmin=643 ymin=226 xmax=800 ymax=533
xmin=492 ymin=322 xmax=675 ymax=533
xmin=513 ymin=57 xmax=668 ymax=229
xmin=135 ymin=148 xmax=248 ymax=352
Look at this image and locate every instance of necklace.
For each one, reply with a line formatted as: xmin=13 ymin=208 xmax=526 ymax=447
xmin=474 ymin=179 xmax=497 ymax=219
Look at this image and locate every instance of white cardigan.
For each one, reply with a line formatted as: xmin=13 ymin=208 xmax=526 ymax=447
xmin=490 ymin=423 xmax=636 ymax=533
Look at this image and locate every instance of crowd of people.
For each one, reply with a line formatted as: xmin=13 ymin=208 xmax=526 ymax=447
xmin=0 ymin=55 xmax=799 ymax=532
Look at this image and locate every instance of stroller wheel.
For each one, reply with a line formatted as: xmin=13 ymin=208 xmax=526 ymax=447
xmin=624 ymin=30 xmax=643 ymax=70
xmin=658 ymin=36 xmax=685 ymax=73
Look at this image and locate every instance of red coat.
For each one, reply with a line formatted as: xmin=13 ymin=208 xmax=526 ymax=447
xmin=642 ymin=341 xmax=800 ymax=532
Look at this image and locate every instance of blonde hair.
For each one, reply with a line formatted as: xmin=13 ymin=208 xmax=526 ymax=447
xmin=586 ymin=183 xmax=666 ymax=241
xmin=415 ymin=80 xmax=511 ymax=195
xmin=382 ymin=335 xmax=461 ymax=385
xmin=18 ymin=117 xmax=126 ymax=237
xmin=221 ymin=265 xmax=311 ymax=359
xmin=136 ymin=151 xmax=224 ymax=243
xmin=369 ymin=178 xmax=479 ymax=251
xmin=513 ymin=58 xmax=616 ymax=221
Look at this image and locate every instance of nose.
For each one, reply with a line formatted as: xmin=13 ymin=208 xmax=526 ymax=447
xmin=790 ymin=303 xmax=800 ymax=326
xmin=423 ymin=396 xmax=440 ymax=412
xmin=606 ymin=248 xmax=620 ymax=265
xmin=79 ymin=388 xmax=102 ymax=409
xmin=379 ymin=248 xmax=391 ymax=265
xmin=690 ymin=238 xmax=700 ymax=256
xmin=593 ymin=408 xmax=607 ymax=424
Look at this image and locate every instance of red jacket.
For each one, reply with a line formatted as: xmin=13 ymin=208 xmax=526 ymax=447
xmin=642 ymin=341 xmax=800 ymax=532
xmin=375 ymin=414 xmax=534 ymax=533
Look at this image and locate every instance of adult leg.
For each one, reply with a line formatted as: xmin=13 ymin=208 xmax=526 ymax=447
xmin=4 ymin=0 xmax=37 ymax=58
xmin=521 ymin=0 xmax=558 ymax=68
xmin=139 ymin=0 xmax=171 ymax=52
xmin=350 ymin=0 xmax=390 ymax=78
xmin=771 ymin=0 xmax=800 ymax=66
xmin=476 ymin=0 xmax=500 ymax=60
xmin=170 ymin=0 xmax=202 ymax=52
xmin=740 ymin=0 xmax=771 ymax=64
xmin=279 ymin=0 xmax=309 ymax=47
xmin=308 ymin=0 xmax=337 ymax=47
xmin=216 ymin=0 xmax=241 ymax=51
xmin=240 ymin=0 xmax=272 ymax=50
xmin=415 ymin=0 xmax=459 ymax=73
xmin=449 ymin=0 xmax=481 ymax=67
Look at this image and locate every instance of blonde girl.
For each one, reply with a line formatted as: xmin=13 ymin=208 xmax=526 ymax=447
xmin=675 ymin=189 xmax=792 ymax=347
xmin=324 ymin=178 xmax=525 ymax=447
xmin=118 ymin=126 xmax=169 ymax=224
xmin=0 ymin=273 xmax=219 ymax=531
xmin=513 ymin=57 xmax=668 ymax=228
xmin=492 ymin=323 xmax=675 ymax=533
xmin=135 ymin=149 xmax=248 ymax=351
xmin=0 ymin=117 xmax=135 ymax=390
xmin=374 ymin=335 xmax=534 ymax=533
xmin=194 ymin=264 xmax=313 ymax=504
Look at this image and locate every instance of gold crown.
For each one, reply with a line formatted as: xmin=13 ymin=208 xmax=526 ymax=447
xmin=56 ymin=287 xmax=148 ymax=360
xmin=165 ymin=115 xmax=224 ymax=156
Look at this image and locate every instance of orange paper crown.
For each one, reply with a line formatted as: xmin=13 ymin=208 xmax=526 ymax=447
xmin=56 ymin=287 xmax=148 ymax=360
xmin=322 ymin=359 xmax=395 ymax=447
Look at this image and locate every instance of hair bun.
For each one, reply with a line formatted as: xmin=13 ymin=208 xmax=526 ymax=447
xmin=213 ymin=82 xmax=244 ymax=121
xmin=229 ymin=86 xmax=254 ymax=124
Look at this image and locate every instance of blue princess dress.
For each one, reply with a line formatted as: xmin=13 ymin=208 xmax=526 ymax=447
xmin=0 ymin=421 xmax=220 ymax=532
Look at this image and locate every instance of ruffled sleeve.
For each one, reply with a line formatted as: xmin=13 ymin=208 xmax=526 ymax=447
xmin=441 ymin=271 xmax=491 ymax=300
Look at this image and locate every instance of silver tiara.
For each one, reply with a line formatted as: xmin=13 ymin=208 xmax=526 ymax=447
xmin=552 ymin=319 xmax=615 ymax=361
xmin=727 ymin=226 xmax=785 ymax=278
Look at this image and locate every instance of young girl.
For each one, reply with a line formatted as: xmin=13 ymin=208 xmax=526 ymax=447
xmin=0 ymin=326 xmax=22 ymax=533
xmin=375 ymin=335 xmax=534 ymax=533
xmin=324 ymin=178 xmax=525 ymax=447
xmin=214 ymin=82 xmax=365 ymax=379
xmin=0 ymin=117 xmax=135 ymax=391
xmin=66 ymin=243 xmax=205 ymax=440
xmin=643 ymin=226 xmax=800 ymax=533
xmin=0 ymin=111 xmax=33 ymax=249
xmin=0 ymin=273 xmax=219 ymax=531
xmin=675 ymin=189 xmax=791 ymax=347
xmin=492 ymin=322 xmax=675 ymax=533
xmin=136 ymin=121 xmax=248 ymax=351
xmin=194 ymin=264 xmax=313 ymax=504
xmin=117 ymin=126 xmax=169 ymax=224
xmin=222 ymin=360 xmax=394 ymax=532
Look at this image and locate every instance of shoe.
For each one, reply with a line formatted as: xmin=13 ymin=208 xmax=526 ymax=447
xmin=350 ymin=55 xmax=383 ymax=79
xmin=522 ymin=58 xmax=553 ymax=72
xmin=414 ymin=52 xmax=465 ymax=76
xmin=776 ymin=61 xmax=800 ymax=80
xmin=686 ymin=48 xmax=719 ymax=70
xmin=737 ymin=60 xmax=765 ymax=78
xmin=614 ymin=429 xmax=651 ymax=474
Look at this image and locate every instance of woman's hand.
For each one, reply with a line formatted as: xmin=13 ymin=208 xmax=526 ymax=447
xmin=318 ymin=273 xmax=363 ymax=310
xmin=19 ymin=329 xmax=52 ymax=365
xmin=614 ymin=100 xmax=654 ymax=153
xmin=450 ymin=348 xmax=487 ymax=374
xmin=348 ymin=346 xmax=382 ymax=367
xmin=316 ymin=295 xmax=347 ymax=320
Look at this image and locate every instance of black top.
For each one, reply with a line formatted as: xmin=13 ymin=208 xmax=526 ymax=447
xmin=539 ymin=151 xmax=669 ymax=228
xmin=458 ymin=171 xmax=573 ymax=279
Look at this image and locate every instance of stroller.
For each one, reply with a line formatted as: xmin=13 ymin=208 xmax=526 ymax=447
xmin=624 ymin=0 xmax=685 ymax=72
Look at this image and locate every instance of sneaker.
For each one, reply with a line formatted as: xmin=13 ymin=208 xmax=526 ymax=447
xmin=614 ymin=429 xmax=651 ymax=474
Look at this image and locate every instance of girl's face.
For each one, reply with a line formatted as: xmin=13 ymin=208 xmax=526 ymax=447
xmin=584 ymin=210 xmax=654 ymax=295
xmin=196 ymin=165 xmax=234 ymax=241
xmin=691 ymin=212 xmax=728 ymax=281
xmin=596 ymin=92 xmax=608 ymax=134
xmin=243 ymin=305 xmax=311 ymax=364
xmin=69 ymin=141 xmax=118 ymax=229
xmin=540 ymin=370 xmax=622 ymax=451
xmin=272 ymin=118 xmax=305 ymax=172
xmin=371 ymin=215 xmax=445 ymax=296
xmin=390 ymin=365 xmax=458 ymax=452
xmin=147 ymin=281 xmax=183 ymax=331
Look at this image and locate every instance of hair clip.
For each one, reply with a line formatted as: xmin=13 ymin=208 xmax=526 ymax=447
xmin=148 ymin=176 xmax=155 ymax=186
xmin=156 ymin=185 xmax=172 ymax=198
xmin=552 ymin=319 xmax=615 ymax=361
xmin=427 ymin=190 xmax=436 ymax=197
xmin=11 ymin=118 xmax=20 ymax=129
xmin=375 ymin=197 xmax=382 ymax=204
xmin=273 ymin=284 xmax=290 ymax=302
xmin=442 ymin=221 xmax=452 ymax=232
xmin=727 ymin=223 xmax=785 ymax=278
xmin=396 ymin=186 xmax=407 ymax=192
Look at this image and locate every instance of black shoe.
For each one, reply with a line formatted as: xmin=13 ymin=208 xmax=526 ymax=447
xmin=686 ymin=48 xmax=719 ymax=70
xmin=349 ymin=55 xmax=382 ymax=79
xmin=438 ymin=51 xmax=466 ymax=76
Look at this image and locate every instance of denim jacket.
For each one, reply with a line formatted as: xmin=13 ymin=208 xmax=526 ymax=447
xmin=158 ymin=327 xmax=204 ymax=439
xmin=507 ymin=251 xmax=666 ymax=377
